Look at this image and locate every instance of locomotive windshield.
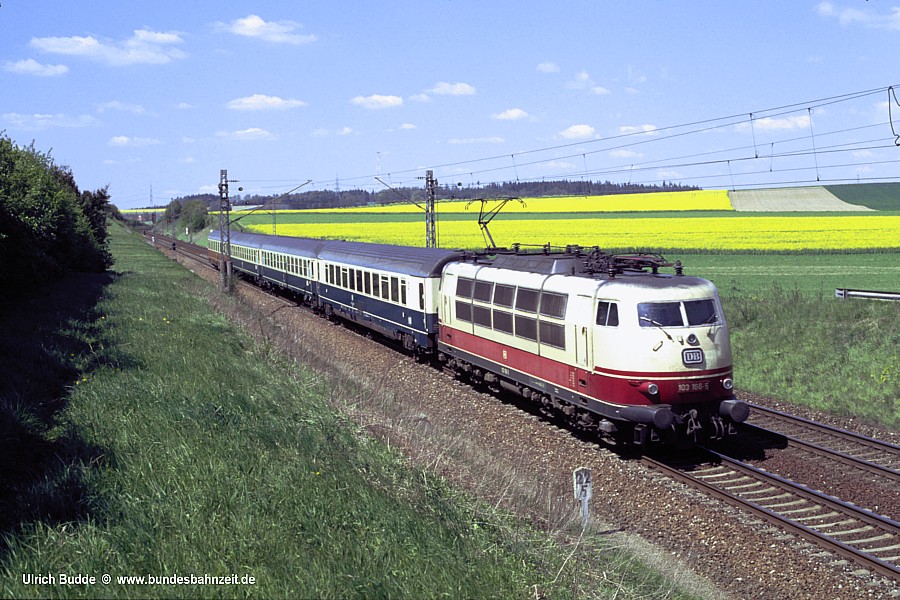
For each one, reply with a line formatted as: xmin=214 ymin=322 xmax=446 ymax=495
xmin=638 ymin=299 xmax=719 ymax=327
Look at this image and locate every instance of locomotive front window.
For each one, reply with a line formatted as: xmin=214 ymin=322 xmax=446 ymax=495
xmin=638 ymin=299 xmax=719 ymax=327
xmin=638 ymin=302 xmax=683 ymax=327
xmin=684 ymin=299 xmax=718 ymax=325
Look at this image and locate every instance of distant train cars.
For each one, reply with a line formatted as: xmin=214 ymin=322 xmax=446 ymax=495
xmin=208 ymin=230 xmax=748 ymax=445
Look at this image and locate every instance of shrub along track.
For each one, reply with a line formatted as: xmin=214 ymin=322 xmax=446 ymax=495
xmin=160 ymin=236 xmax=899 ymax=599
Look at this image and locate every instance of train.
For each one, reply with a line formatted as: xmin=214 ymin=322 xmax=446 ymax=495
xmin=208 ymin=230 xmax=749 ymax=445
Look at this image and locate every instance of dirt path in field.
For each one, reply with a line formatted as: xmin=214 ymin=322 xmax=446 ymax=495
xmin=729 ymin=187 xmax=874 ymax=211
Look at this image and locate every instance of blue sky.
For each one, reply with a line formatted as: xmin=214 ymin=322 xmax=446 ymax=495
xmin=2 ymin=1 xmax=899 ymax=209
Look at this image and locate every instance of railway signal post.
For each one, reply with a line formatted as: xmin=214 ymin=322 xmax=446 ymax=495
xmin=217 ymin=169 xmax=234 ymax=291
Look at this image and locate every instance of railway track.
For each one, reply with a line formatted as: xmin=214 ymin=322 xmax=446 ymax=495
xmin=643 ymin=449 xmax=900 ymax=581
xmin=742 ymin=402 xmax=900 ymax=480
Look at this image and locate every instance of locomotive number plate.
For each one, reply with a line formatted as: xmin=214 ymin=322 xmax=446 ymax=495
xmin=682 ymin=348 xmax=704 ymax=365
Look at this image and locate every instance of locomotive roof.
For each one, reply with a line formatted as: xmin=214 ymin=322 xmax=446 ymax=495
xmin=318 ymin=240 xmax=467 ymax=277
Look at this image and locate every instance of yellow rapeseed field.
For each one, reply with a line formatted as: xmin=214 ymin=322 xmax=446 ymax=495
xmin=279 ymin=189 xmax=733 ymax=214
xmin=246 ymin=215 xmax=899 ymax=251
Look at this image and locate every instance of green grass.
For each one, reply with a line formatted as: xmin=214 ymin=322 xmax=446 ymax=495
xmin=724 ymin=283 xmax=898 ymax=428
xmin=825 ymin=182 xmax=900 ymax=211
xmin=0 ymin=225 xmax=702 ymax=599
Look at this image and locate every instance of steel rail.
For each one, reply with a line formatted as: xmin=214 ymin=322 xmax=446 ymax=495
xmin=746 ymin=403 xmax=900 ymax=473
xmin=643 ymin=450 xmax=900 ymax=581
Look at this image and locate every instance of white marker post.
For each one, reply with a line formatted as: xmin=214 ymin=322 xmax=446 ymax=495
xmin=572 ymin=467 xmax=592 ymax=528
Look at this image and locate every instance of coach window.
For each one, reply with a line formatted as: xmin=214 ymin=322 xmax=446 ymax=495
xmin=539 ymin=321 xmax=566 ymax=349
xmin=473 ymin=280 xmax=493 ymax=303
xmin=456 ymin=301 xmax=472 ymax=322
xmin=493 ymin=284 xmax=515 ymax=308
xmin=472 ymin=305 xmax=491 ymax=327
xmin=381 ymin=275 xmax=390 ymax=299
xmin=418 ymin=283 xmax=425 ymax=310
xmin=516 ymin=288 xmax=539 ymax=313
xmin=350 ymin=269 xmax=357 ymax=291
xmin=596 ymin=301 xmax=619 ymax=327
xmin=364 ymin=272 xmax=372 ymax=295
xmin=514 ymin=315 xmax=538 ymax=341
xmin=341 ymin=267 xmax=348 ymax=289
xmin=456 ymin=277 xmax=474 ymax=299
xmin=493 ymin=310 xmax=513 ymax=334
xmin=400 ymin=279 xmax=407 ymax=305
xmin=390 ymin=277 xmax=400 ymax=302
xmin=356 ymin=270 xmax=363 ymax=292
xmin=539 ymin=292 xmax=567 ymax=319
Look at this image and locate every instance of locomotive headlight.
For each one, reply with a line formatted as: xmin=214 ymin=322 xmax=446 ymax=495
xmin=647 ymin=383 xmax=659 ymax=396
xmin=722 ymin=378 xmax=734 ymax=390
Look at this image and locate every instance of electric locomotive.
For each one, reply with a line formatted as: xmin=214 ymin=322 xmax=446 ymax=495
xmin=438 ymin=247 xmax=748 ymax=444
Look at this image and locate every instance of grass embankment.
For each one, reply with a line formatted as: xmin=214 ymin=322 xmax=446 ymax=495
xmin=724 ymin=285 xmax=899 ymax=428
xmin=0 ymin=225 xmax=699 ymax=599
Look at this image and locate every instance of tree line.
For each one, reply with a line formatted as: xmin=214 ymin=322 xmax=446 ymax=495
xmin=171 ymin=179 xmax=700 ymax=212
xmin=0 ymin=134 xmax=113 ymax=296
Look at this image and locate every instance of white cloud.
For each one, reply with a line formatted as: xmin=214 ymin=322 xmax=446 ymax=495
xmin=609 ymin=149 xmax=643 ymax=158
xmin=566 ymin=70 xmax=611 ymax=96
xmin=3 ymin=58 xmax=68 ymax=77
xmin=735 ymin=115 xmax=809 ymax=131
xmin=108 ymin=135 xmax=161 ymax=147
xmin=177 ymin=102 xmax=193 ymax=110
xmin=408 ymin=93 xmax=432 ymax=103
xmin=545 ymin=160 xmax=576 ymax=170
xmin=337 ymin=127 xmax=355 ymax=136
xmin=220 ymin=15 xmax=317 ymax=44
xmin=351 ymin=94 xmax=403 ymax=109
xmin=3 ymin=112 xmax=97 ymax=130
xmin=31 ymin=29 xmax=186 ymax=66
xmin=97 ymin=100 xmax=146 ymax=115
xmin=429 ymin=81 xmax=476 ymax=95
xmin=448 ymin=136 xmax=504 ymax=144
xmin=227 ymin=94 xmax=307 ymax=110
xmin=816 ymin=1 xmax=900 ymax=29
xmin=492 ymin=108 xmax=529 ymax=121
xmin=619 ymin=124 xmax=658 ymax=135
xmin=559 ymin=124 xmax=596 ymax=140
xmin=536 ymin=61 xmax=559 ymax=73
xmin=218 ymin=127 xmax=277 ymax=140
xmin=399 ymin=123 xmax=416 ymax=130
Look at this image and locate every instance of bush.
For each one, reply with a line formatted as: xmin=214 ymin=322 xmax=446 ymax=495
xmin=0 ymin=134 xmax=111 ymax=295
